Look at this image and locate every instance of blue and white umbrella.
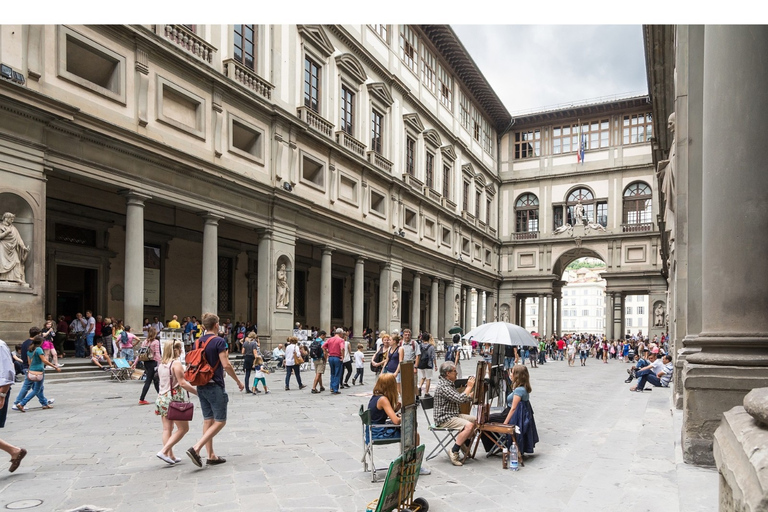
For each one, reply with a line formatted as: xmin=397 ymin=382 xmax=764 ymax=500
xmin=462 ymin=321 xmax=538 ymax=348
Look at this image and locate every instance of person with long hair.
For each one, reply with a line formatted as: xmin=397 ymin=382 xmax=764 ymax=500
xmin=14 ymin=336 xmax=61 ymax=412
xmin=133 ymin=326 xmax=161 ymax=405
xmin=284 ymin=337 xmax=306 ymax=391
xmin=40 ymin=320 xmax=62 ymax=367
xmin=242 ymin=332 xmax=259 ymax=394
xmin=499 ymin=365 xmax=539 ymax=455
xmin=155 ymin=340 xmax=198 ymax=464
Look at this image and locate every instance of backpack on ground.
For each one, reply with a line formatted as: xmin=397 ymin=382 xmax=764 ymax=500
xmin=184 ymin=335 xmax=221 ymax=386
xmin=309 ymin=340 xmax=324 ymax=360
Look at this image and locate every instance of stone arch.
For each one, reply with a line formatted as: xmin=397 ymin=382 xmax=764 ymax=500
xmin=0 ymin=192 xmax=35 ymax=285
xmin=552 ymin=246 xmax=607 ymax=277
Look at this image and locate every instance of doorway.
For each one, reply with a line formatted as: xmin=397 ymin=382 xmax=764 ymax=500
xmin=56 ymin=265 xmax=97 ymax=321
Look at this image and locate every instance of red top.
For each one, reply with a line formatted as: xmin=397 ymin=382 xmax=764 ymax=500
xmin=323 ymin=336 xmax=345 ymax=358
xmin=95 ymin=322 xmax=103 ymax=336
xmin=557 ymin=339 xmax=565 ymax=350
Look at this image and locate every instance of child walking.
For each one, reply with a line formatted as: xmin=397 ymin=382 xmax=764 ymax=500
xmin=352 ymin=343 xmax=365 ymax=385
xmin=252 ymin=355 xmax=270 ymax=394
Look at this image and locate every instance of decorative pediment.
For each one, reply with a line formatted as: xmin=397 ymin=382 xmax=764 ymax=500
xmin=335 ymin=53 xmax=367 ymax=85
xmin=486 ymin=183 xmax=497 ymax=196
xmin=461 ymin=162 xmax=474 ymax=177
xmin=440 ymin=144 xmax=456 ymax=161
xmin=474 ymin=173 xmax=487 ymax=187
xmin=297 ymin=25 xmax=335 ymax=58
xmin=423 ymin=129 xmax=442 ymax=148
xmin=403 ymin=113 xmax=424 ymax=133
xmin=367 ymin=82 xmax=394 ymax=107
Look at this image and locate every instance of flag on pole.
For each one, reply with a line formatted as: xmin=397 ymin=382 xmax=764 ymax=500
xmin=577 ymin=123 xmax=586 ymax=164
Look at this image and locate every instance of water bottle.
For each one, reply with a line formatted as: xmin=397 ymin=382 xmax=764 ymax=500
xmin=509 ymin=448 xmax=519 ymax=471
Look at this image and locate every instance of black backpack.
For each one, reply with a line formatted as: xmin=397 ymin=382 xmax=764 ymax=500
xmin=418 ymin=343 xmax=432 ymax=369
xmin=309 ymin=340 xmax=324 ymax=360
xmin=370 ymin=348 xmax=384 ymax=373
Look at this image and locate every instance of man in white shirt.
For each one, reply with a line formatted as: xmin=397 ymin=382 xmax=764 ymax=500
xmin=272 ymin=344 xmax=285 ymax=368
xmin=630 ymin=351 xmax=666 ymax=392
xmin=151 ymin=316 xmax=164 ymax=333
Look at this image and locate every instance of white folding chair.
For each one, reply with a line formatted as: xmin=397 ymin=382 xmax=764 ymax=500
xmin=359 ymin=405 xmax=402 ymax=482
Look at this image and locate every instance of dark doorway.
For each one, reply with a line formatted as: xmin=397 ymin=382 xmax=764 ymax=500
xmin=56 ymin=265 xmax=97 ymax=320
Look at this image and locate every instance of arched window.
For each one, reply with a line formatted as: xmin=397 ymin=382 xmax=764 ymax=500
xmin=565 ymin=187 xmax=608 ymax=227
xmin=515 ymin=193 xmax=539 ymax=233
xmin=623 ymin=182 xmax=652 ymax=227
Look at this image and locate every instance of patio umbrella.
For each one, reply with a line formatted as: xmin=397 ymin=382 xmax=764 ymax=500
xmin=462 ymin=322 xmax=537 ymax=348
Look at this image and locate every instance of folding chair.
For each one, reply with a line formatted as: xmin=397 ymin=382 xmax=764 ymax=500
xmin=359 ymin=404 xmax=401 ymax=482
xmin=232 ymin=355 xmax=244 ymax=374
xmin=109 ymin=358 xmax=132 ymax=382
xmin=419 ymin=396 xmax=461 ymax=461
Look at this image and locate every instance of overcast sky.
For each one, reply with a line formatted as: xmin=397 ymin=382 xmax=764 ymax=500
xmin=451 ymin=25 xmax=648 ymax=114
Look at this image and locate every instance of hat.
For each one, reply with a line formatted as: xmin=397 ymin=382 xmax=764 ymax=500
xmin=651 ymin=347 xmax=660 ymax=354
xmin=335 ymin=328 xmax=344 ymax=334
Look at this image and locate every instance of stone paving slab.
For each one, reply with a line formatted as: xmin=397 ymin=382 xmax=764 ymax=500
xmin=0 ymin=356 xmax=717 ymax=511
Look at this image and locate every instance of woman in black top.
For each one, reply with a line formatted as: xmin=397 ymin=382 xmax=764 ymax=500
xmin=242 ymin=332 xmax=259 ymax=394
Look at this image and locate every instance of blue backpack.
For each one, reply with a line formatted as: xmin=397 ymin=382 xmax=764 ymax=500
xmin=445 ymin=344 xmax=457 ymax=362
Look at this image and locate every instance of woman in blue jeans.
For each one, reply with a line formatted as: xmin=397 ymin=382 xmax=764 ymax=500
xmin=15 ymin=336 xmax=61 ymax=412
xmin=284 ymin=337 xmax=306 ymax=391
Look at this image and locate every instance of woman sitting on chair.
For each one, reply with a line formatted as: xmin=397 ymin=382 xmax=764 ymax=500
xmin=481 ymin=365 xmax=539 ymax=456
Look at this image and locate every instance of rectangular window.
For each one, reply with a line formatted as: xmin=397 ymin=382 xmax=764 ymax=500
xmin=406 ymin=136 xmax=415 ymax=176
xmin=553 ymin=205 xmax=564 ymax=229
xmin=442 ymin=227 xmax=452 ymax=246
xmin=405 ymin=208 xmax=417 ymax=229
xmin=304 ymin=56 xmax=320 ymax=112
xmin=584 ymin=119 xmax=610 ymax=150
xmin=234 ymin=24 xmax=256 ymax=70
xmin=582 ymin=310 xmax=589 ymax=317
xmin=217 ymin=256 xmax=233 ymax=313
xmin=462 ymin=181 xmax=470 ymax=212
xmin=475 ymin=190 xmax=481 ymax=218
xmin=472 ymin=107 xmax=482 ymax=141
xmin=626 ymin=307 xmax=633 ymax=315
xmin=596 ymin=201 xmax=608 ymax=227
xmin=637 ymin=306 xmax=645 ymax=315
xmin=399 ymin=25 xmax=418 ymax=73
xmin=438 ymin=65 xmax=452 ymax=109
xmin=420 ymin=44 xmax=436 ymax=92
xmin=371 ymin=109 xmax=383 ymax=154
xmin=372 ymin=24 xmax=388 ymax=42
xmin=552 ymin=124 xmax=578 ymax=154
xmin=627 ymin=318 xmax=633 ymax=328
xmin=486 ymin=198 xmax=492 ymax=224
xmin=340 ymin=84 xmax=354 ymax=135
xmin=442 ymin=164 xmax=451 ymax=199
xmin=301 ymin=155 xmax=325 ymax=189
xmin=230 ymin=118 xmax=264 ymax=162
xmin=482 ymin=118 xmax=492 ymax=154
xmin=460 ymin=92 xmax=471 ymax=130
xmin=370 ymin=190 xmax=386 ymax=215
xmin=515 ymin=129 xmax=541 ymax=159
xmin=425 ymin=151 xmax=434 ymax=188
xmin=623 ymin=113 xmax=653 ymax=144
xmin=59 ymin=27 xmax=126 ymax=103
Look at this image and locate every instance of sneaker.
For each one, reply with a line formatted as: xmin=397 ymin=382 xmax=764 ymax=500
xmin=264 ymin=391 xmax=270 ymax=394
xmin=11 ymin=404 xmax=18 ymax=411
xmin=419 ymin=466 xmax=432 ymax=475
xmin=299 ymin=385 xmax=307 ymax=390
xmin=186 ymin=447 xmax=202 ymax=468
xmin=254 ymin=389 xmax=262 ymax=394
xmin=449 ymin=451 xmax=463 ymax=466
xmin=56 ymin=363 xmax=64 ymax=368
xmin=138 ymin=400 xmax=151 ymax=405
xmin=285 ymin=387 xmax=290 ymax=391
xmin=156 ymin=452 xmax=175 ymax=465
xmin=173 ymin=457 xmax=182 ymax=464
xmin=245 ymin=390 xmax=253 ymax=394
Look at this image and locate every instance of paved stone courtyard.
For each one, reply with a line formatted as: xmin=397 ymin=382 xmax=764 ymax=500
xmin=0 ymin=357 xmax=717 ymax=512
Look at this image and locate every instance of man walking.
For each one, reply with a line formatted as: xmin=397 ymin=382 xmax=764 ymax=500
xmin=323 ymin=328 xmax=345 ymax=394
xmin=0 ymin=339 xmax=26 ymax=472
xmin=186 ymin=313 xmax=244 ymax=468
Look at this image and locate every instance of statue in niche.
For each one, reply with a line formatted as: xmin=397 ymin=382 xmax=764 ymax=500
xmin=0 ymin=212 xmax=29 ymax=284
xmin=391 ymin=290 xmax=399 ymax=319
xmin=500 ymin=305 xmax=510 ymax=323
xmin=454 ymin=295 xmax=460 ymax=324
xmin=276 ymin=263 xmax=289 ymax=309
xmin=573 ymin=200 xmax=586 ymax=226
xmin=492 ymin=303 xmax=497 ymax=322
xmin=657 ymin=113 xmax=677 ymax=261
xmin=654 ymin=303 xmax=666 ymax=327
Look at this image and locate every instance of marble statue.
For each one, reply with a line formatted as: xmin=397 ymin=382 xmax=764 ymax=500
xmin=276 ymin=263 xmax=289 ymax=309
xmin=654 ymin=303 xmax=666 ymax=327
xmin=574 ymin=200 xmax=586 ymax=226
xmin=0 ymin=212 xmax=29 ymax=284
xmin=586 ymin=222 xmax=607 ymax=233
xmin=553 ymin=223 xmax=573 ymax=236
xmin=392 ymin=290 xmax=399 ymax=319
xmin=454 ymin=295 xmax=460 ymax=324
xmin=500 ymin=305 xmax=510 ymax=323
xmin=492 ymin=303 xmax=497 ymax=322
xmin=657 ymin=113 xmax=677 ymax=257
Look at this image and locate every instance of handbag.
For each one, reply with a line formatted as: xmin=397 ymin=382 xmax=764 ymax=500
xmin=138 ymin=341 xmax=153 ymax=362
xmin=293 ymin=346 xmax=304 ymax=366
xmin=27 ymin=371 xmax=44 ymax=382
xmin=167 ymin=400 xmax=194 ymax=421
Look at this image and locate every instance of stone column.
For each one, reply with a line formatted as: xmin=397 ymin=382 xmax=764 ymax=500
xmin=510 ymin=293 xmax=517 ymax=325
xmin=519 ymin=296 xmax=526 ymax=327
xmin=320 ymin=247 xmax=333 ymax=331
xmin=201 ymin=213 xmax=223 ymax=315
xmin=411 ymin=272 xmax=421 ymax=334
xmin=378 ymin=262 xmax=390 ymax=332
xmin=464 ymin=287 xmax=473 ymax=333
xmin=430 ymin=277 xmax=438 ymax=335
xmin=353 ymin=256 xmax=365 ymax=341
xmin=121 ymin=191 xmax=150 ymax=332
xmin=444 ymin=280 xmax=454 ymax=339
xmin=256 ymin=229 xmax=273 ymax=346
xmin=605 ymin=293 xmax=614 ymax=339
xmin=682 ymin=25 xmax=768 ymax=465
xmin=485 ymin=291 xmax=494 ymax=324
xmin=537 ymin=295 xmax=545 ymax=334
xmin=546 ymin=294 xmax=554 ymax=338
xmin=556 ymin=294 xmax=563 ymax=337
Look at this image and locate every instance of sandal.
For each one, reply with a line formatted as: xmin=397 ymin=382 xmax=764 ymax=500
xmin=15 ymin=404 xmax=25 ymax=413
xmin=9 ymin=448 xmax=26 ymax=473
xmin=42 ymin=405 xmax=54 ymax=409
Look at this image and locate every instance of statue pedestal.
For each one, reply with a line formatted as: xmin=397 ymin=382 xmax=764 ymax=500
xmin=0 ymin=281 xmax=32 ymax=291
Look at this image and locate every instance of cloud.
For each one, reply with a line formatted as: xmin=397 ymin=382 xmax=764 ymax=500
xmin=452 ymin=25 xmax=648 ymax=113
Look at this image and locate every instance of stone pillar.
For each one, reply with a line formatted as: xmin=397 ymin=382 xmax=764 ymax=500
xmin=546 ymin=294 xmax=554 ymax=338
xmin=519 ymin=296 xmax=526 ymax=327
xmin=556 ymin=294 xmax=562 ymax=336
xmin=201 ymin=213 xmax=223 ymax=315
xmin=682 ymin=25 xmax=768 ymax=466
xmin=353 ymin=256 xmax=365 ymax=341
xmin=605 ymin=293 xmax=615 ymax=339
xmin=536 ymin=295 xmax=544 ymax=334
xmin=121 ymin=191 xmax=150 ymax=332
xmin=464 ymin=287 xmax=473 ymax=333
xmin=510 ymin=293 xmax=517 ymax=325
xmin=378 ymin=262 xmax=390 ymax=332
xmin=485 ymin=291 xmax=494 ymax=324
xmin=320 ymin=247 xmax=333 ymax=331
xmin=256 ymin=229 xmax=273 ymax=347
xmin=476 ymin=289 xmax=483 ymax=327
xmin=430 ymin=277 xmax=439 ymax=336
xmin=410 ymin=272 xmax=421 ymax=334
xmin=444 ymin=280 xmax=454 ymax=340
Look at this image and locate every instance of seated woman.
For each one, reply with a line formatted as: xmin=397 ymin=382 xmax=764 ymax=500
xmin=91 ymin=339 xmax=115 ymax=370
xmin=481 ymin=365 xmax=539 ymax=456
xmin=368 ymin=374 xmax=430 ymax=475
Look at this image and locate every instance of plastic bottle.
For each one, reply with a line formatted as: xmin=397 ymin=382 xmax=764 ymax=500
xmin=509 ymin=448 xmax=519 ymax=471
xmin=501 ymin=448 xmax=509 ymax=469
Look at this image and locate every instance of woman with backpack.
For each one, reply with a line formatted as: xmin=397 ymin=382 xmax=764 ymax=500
xmin=446 ymin=334 xmax=462 ymax=379
xmin=133 ymin=327 xmax=161 ymax=405
xmin=155 ymin=339 xmax=198 ymax=464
